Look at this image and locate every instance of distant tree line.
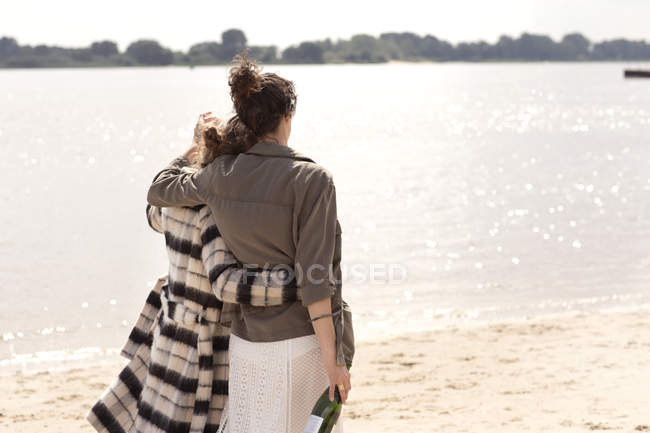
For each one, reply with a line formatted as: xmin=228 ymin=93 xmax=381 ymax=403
xmin=2 ymin=29 xmax=650 ymax=68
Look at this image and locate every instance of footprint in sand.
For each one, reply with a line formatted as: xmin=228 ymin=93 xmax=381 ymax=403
xmin=446 ymin=381 xmax=478 ymax=390
xmin=585 ymin=421 xmax=614 ymax=430
xmin=90 ymin=382 xmax=108 ymax=390
xmin=457 ymin=355 xmax=476 ymax=362
xmin=500 ymin=390 xmax=530 ymax=395
xmin=398 ymin=361 xmax=420 ymax=367
xmin=58 ymin=394 xmax=83 ymax=402
xmin=395 ymin=372 xmax=426 ymax=383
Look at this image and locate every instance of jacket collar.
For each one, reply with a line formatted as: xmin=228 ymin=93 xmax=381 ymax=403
xmin=245 ymin=140 xmax=315 ymax=163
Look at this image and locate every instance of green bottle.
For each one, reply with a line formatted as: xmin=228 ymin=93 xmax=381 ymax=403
xmin=302 ymin=364 xmax=351 ymax=433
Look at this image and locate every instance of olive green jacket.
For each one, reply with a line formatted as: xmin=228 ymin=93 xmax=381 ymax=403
xmin=146 ymin=140 xmax=354 ymax=366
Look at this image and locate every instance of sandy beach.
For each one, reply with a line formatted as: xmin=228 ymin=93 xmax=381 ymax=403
xmin=2 ymin=308 xmax=649 ymax=433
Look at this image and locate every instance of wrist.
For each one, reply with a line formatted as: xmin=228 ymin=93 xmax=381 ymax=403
xmin=321 ymin=349 xmax=337 ymax=367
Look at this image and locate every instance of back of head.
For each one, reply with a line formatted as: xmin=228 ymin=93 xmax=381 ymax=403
xmin=199 ymin=50 xmax=297 ymax=167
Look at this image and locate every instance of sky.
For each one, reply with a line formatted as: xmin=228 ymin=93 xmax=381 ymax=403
xmin=2 ymin=0 xmax=649 ymax=52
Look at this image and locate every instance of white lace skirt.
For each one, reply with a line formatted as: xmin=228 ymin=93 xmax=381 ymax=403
xmin=217 ymin=333 xmax=344 ymax=433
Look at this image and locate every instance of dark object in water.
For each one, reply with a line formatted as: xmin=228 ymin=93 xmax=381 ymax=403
xmin=624 ymin=69 xmax=650 ymax=78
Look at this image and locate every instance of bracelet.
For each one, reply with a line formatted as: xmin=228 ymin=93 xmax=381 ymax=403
xmin=309 ymin=310 xmax=341 ymax=322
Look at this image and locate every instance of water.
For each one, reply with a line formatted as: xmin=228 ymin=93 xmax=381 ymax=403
xmin=1 ymin=63 xmax=649 ymax=371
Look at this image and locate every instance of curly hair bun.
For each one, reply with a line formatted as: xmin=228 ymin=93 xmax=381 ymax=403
xmin=228 ymin=50 xmax=263 ymax=104
xmin=225 ymin=49 xmax=297 ymax=141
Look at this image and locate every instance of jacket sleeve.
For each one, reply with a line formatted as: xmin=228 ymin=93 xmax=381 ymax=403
xmin=146 ymin=155 xmax=208 ymax=207
xmin=146 ymin=204 xmax=163 ymax=233
xmin=294 ymin=175 xmax=338 ymax=306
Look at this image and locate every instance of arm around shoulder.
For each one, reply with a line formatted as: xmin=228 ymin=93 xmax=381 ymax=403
xmin=146 ymin=204 xmax=163 ymax=233
xmin=146 ymin=155 xmax=208 ymax=207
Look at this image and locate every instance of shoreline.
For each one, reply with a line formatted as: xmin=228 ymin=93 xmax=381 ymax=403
xmin=2 ymin=307 xmax=649 ymax=432
xmin=1 ymin=59 xmax=650 ymax=72
xmin=3 ymin=303 xmax=648 ymax=377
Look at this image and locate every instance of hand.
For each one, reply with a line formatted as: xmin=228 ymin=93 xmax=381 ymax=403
xmin=186 ymin=112 xmax=219 ymax=158
xmin=324 ymin=361 xmax=351 ymax=404
xmin=193 ymin=112 xmax=219 ymax=142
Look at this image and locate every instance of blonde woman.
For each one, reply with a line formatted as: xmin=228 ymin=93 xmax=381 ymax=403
xmin=87 ymin=115 xmax=303 ymax=433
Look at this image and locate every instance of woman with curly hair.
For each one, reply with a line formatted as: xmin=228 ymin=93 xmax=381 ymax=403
xmin=147 ymin=51 xmax=354 ymax=432
xmin=87 ymin=112 xmax=301 ymax=433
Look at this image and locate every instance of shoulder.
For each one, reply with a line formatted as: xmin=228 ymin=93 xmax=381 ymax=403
xmin=278 ymin=145 xmax=335 ymax=187
xmin=162 ymin=205 xmax=205 ymax=227
xmin=291 ymin=160 xmax=336 ymax=215
xmin=292 ymin=159 xmax=335 ymax=191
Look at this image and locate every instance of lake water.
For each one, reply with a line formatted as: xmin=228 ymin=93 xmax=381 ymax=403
xmin=1 ymin=62 xmax=649 ymax=372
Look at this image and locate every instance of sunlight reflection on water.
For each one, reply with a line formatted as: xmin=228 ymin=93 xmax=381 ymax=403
xmin=1 ymin=63 xmax=649 ymax=370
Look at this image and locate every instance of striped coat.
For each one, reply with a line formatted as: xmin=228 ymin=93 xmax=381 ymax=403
xmin=87 ymin=203 xmax=296 ymax=433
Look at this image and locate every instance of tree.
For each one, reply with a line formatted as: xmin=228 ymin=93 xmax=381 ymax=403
xmin=247 ymin=45 xmax=278 ymax=63
xmin=514 ymin=33 xmax=561 ymax=60
xmin=282 ymin=42 xmax=324 ymax=63
xmin=379 ymin=32 xmax=420 ymax=59
xmin=0 ymin=37 xmax=19 ymax=59
xmin=126 ymin=40 xmax=173 ymax=65
xmin=420 ymin=35 xmax=454 ymax=61
xmin=591 ymin=39 xmax=650 ymax=60
xmin=188 ymin=41 xmax=222 ymax=63
xmin=221 ymin=29 xmax=247 ymax=60
xmin=91 ymin=40 xmax=119 ymax=57
xmin=70 ymin=48 xmax=93 ymax=62
xmin=455 ymin=41 xmax=494 ymax=61
xmin=34 ymin=44 xmax=51 ymax=56
xmin=494 ymin=35 xmax=516 ymax=59
xmin=561 ymin=33 xmax=590 ymax=60
xmin=342 ymin=34 xmax=387 ymax=63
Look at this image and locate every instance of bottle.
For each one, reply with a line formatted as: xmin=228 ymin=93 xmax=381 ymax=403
xmin=302 ymin=364 xmax=351 ymax=433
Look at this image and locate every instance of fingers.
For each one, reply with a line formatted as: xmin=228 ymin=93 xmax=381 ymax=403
xmin=343 ymin=372 xmax=351 ymax=404
xmin=198 ymin=113 xmax=218 ymax=125
xmin=339 ymin=385 xmax=348 ymax=404
xmin=328 ymin=368 xmax=352 ymax=404
xmin=342 ymin=375 xmax=351 ymax=404
xmin=332 ymin=375 xmax=352 ymax=404
xmin=198 ymin=112 xmax=215 ymax=122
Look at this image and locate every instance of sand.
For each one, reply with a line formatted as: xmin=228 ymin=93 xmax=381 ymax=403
xmin=1 ymin=308 xmax=649 ymax=432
